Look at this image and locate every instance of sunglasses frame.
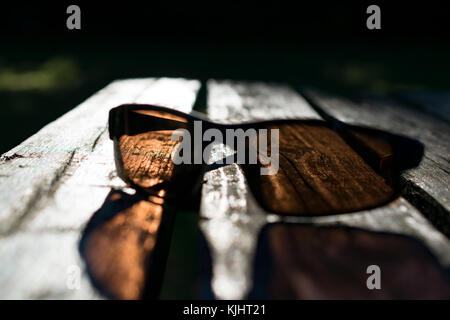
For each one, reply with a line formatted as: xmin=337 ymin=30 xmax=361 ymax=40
xmin=108 ymin=103 xmax=423 ymax=215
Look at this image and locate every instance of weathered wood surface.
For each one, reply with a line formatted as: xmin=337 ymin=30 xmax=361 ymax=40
xmin=0 ymin=78 xmax=200 ymax=299
xmin=302 ymin=89 xmax=450 ymax=235
xmin=201 ymin=80 xmax=450 ymax=300
xmin=81 ymin=105 xmax=205 ymax=299
xmin=1 ymin=77 xmax=449 ymax=299
xmin=201 ymin=81 xmax=322 ymax=299
xmin=397 ymin=91 xmax=450 ymax=123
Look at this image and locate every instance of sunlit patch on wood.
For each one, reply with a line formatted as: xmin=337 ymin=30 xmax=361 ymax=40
xmin=81 ymin=190 xmax=165 ymax=300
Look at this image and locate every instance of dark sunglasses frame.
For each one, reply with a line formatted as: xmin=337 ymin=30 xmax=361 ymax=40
xmin=108 ymin=103 xmax=423 ymax=213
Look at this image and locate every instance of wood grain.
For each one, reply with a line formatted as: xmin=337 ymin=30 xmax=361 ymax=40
xmin=114 ymin=129 xmax=204 ymax=199
xmin=202 ymin=80 xmax=450 ymax=300
xmin=302 ymin=88 xmax=450 ymax=235
xmin=83 ymin=109 xmax=209 ymax=299
xmin=1 ymin=77 xmax=448 ymax=300
xmin=0 ymin=78 xmax=200 ymax=299
xmin=200 ymin=81 xmax=320 ymax=299
xmin=246 ymin=122 xmax=395 ymax=216
xmin=118 ymin=131 xmax=179 ymax=191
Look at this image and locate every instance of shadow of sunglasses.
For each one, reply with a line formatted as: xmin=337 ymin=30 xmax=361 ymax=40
xmin=108 ymin=104 xmax=423 ymax=217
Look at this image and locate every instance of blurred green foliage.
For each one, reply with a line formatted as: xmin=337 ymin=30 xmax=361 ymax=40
xmin=0 ymin=57 xmax=81 ymax=92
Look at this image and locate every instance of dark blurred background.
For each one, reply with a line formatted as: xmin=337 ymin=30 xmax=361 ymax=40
xmin=1 ymin=1 xmax=449 ymax=153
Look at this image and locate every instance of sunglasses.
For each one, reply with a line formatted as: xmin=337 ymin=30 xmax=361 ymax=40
xmin=108 ymin=104 xmax=423 ymax=217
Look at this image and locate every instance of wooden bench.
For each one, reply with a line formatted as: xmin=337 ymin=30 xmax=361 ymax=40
xmin=0 ymin=78 xmax=448 ymax=299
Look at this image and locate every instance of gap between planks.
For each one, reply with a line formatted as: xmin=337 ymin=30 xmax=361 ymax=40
xmin=201 ymin=80 xmax=450 ymax=300
xmin=0 ymin=78 xmax=201 ymax=299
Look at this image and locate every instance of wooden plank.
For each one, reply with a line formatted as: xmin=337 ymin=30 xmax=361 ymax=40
xmin=0 ymin=78 xmax=200 ymax=299
xmin=207 ymin=81 xmax=320 ymax=123
xmin=396 ymin=91 xmax=450 ymax=123
xmin=81 ymin=104 xmax=203 ymax=299
xmin=302 ymin=88 xmax=450 ymax=235
xmin=201 ymin=80 xmax=450 ymax=300
xmin=201 ymin=81 xmax=322 ymax=299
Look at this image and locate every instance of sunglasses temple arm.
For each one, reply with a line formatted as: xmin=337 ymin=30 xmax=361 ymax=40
xmin=109 ymin=109 xmax=193 ymax=138
xmin=334 ymin=120 xmax=424 ymax=172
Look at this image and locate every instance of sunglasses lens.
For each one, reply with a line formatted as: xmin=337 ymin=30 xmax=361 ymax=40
xmin=118 ymin=130 xmax=179 ymax=190
xmin=112 ymin=108 xmax=201 ymax=198
xmin=245 ymin=122 xmax=397 ymax=216
xmin=110 ymin=107 xmax=419 ymax=215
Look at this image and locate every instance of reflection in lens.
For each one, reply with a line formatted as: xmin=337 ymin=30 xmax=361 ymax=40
xmin=114 ymin=109 xmax=203 ymax=198
xmin=118 ymin=130 xmax=180 ymax=190
xmin=246 ymin=123 xmax=396 ymax=216
xmin=111 ymin=106 xmax=420 ymax=215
